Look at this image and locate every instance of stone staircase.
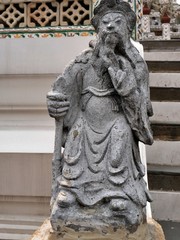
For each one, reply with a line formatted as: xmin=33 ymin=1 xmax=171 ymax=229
xmin=0 ymin=215 xmax=46 ymax=240
xmin=142 ymin=40 xmax=180 ymax=240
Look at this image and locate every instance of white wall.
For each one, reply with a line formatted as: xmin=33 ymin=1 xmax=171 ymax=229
xmin=0 ymin=36 xmax=94 ymax=215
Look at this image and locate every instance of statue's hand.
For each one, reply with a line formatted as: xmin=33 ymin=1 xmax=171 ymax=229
xmin=108 ymin=67 xmax=127 ymax=89
xmin=108 ymin=55 xmax=137 ymax=96
xmin=47 ymin=91 xmax=70 ymax=119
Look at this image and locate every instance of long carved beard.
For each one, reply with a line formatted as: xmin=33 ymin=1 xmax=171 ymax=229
xmin=90 ymin=33 xmax=119 ymax=81
xmin=91 ymin=33 xmax=136 ymax=83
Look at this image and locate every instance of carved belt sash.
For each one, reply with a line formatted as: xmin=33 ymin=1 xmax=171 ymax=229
xmin=81 ymin=86 xmax=120 ymax=112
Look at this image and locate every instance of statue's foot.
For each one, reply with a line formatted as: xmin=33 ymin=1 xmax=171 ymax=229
xmin=109 ymin=198 xmax=143 ymax=227
xmin=110 ymin=198 xmax=127 ymax=211
xmin=57 ymin=190 xmax=75 ymax=208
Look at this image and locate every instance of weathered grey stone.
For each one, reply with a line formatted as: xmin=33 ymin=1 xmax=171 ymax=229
xmin=30 ymin=218 xmax=165 ymax=240
xmin=47 ymin=0 xmax=154 ymax=235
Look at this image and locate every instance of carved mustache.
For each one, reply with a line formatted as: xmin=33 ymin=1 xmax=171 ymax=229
xmin=99 ymin=29 xmax=119 ymax=42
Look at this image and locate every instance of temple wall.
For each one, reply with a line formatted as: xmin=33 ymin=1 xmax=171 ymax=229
xmin=0 ymin=36 xmax=94 ymax=216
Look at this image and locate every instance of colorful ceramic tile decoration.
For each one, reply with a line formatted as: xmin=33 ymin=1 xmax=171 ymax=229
xmin=0 ymin=0 xmax=141 ymax=39
xmin=141 ymin=0 xmax=180 ymax=40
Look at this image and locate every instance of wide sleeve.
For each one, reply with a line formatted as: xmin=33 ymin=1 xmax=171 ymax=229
xmin=51 ymin=49 xmax=92 ymax=131
xmin=119 ymin=57 xmax=153 ymax=145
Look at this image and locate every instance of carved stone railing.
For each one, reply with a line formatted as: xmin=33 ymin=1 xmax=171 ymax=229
xmin=0 ymin=0 xmax=142 ymax=39
xmin=0 ymin=0 xmax=95 ymax=37
xmin=2 ymin=0 xmax=179 ymax=40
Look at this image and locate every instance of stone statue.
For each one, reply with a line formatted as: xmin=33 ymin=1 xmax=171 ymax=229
xmin=47 ymin=0 xmax=153 ymax=236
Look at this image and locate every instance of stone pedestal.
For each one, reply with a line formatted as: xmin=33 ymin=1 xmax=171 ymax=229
xmin=30 ymin=218 xmax=165 ymax=240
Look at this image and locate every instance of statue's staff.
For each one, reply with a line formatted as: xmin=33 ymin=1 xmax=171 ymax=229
xmin=47 ymin=77 xmax=69 ymax=208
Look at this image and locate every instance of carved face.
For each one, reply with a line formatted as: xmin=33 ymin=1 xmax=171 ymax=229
xmin=98 ymin=12 xmax=129 ymax=41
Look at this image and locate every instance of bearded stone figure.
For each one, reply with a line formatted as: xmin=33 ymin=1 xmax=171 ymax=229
xmin=47 ymin=0 xmax=154 ymax=236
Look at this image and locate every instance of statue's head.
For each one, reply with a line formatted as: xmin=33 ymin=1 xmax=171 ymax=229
xmin=91 ymin=0 xmax=136 ymax=36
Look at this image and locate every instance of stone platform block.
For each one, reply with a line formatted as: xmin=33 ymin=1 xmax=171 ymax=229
xmin=30 ymin=218 xmax=165 ymax=240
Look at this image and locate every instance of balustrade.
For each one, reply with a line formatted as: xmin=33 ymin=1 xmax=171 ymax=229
xmin=0 ymin=0 xmax=141 ymax=38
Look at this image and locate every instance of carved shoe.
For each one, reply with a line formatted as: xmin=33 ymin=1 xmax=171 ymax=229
xmin=57 ymin=190 xmax=75 ymax=208
xmin=110 ymin=199 xmax=127 ymax=211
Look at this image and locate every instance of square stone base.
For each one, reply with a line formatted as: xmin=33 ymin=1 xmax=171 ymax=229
xmin=30 ymin=218 xmax=165 ymax=240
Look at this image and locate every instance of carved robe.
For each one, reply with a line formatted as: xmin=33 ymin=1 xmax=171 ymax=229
xmin=53 ymin=43 xmax=153 ymax=208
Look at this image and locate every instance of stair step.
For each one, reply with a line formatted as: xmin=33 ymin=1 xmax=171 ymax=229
xmin=141 ymin=40 xmax=180 ymax=52
xmin=147 ymin=61 xmax=180 ymax=73
xmin=149 ymin=73 xmax=180 ymax=102
xmin=0 ymin=233 xmax=31 ymax=240
xmin=0 ymin=224 xmax=38 ymax=234
xmin=151 ymin=102 xmax=180 ymax=124
xmin=151 ymin=123 xmax=180 ymax=141
xmin=149 ymin=73 xmax=180 ymax=88
xmin=0 ymin=215 xmax=46 ymax=226
xmin=144 ymin=51 xmax=180 ymax=61
xmin=0 ymin=215 xmax=46 ymax=239
xmin=150 ymin=87 xmax=180 ymax=102
xmin=146 ymin=141 xmax=180 ymax=166
xmin=150 ymin=191 xmax=180 ymax=222
xmin=148 ymin=171 xmax=180 ymax=191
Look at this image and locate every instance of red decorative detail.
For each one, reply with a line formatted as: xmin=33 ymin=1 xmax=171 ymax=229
xmin=143 ymin=2 xmax=151 ymax=15
xmin=161 ymin=12 xmax=170 ymax=23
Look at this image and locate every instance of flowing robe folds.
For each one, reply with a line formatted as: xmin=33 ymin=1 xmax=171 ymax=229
xmin=53 ymin=45 xmax=153 ymax=210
